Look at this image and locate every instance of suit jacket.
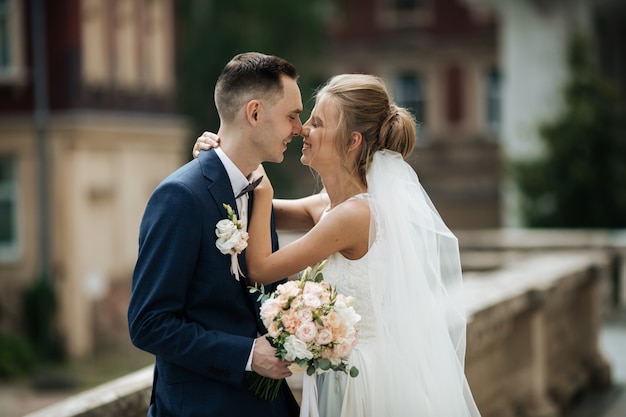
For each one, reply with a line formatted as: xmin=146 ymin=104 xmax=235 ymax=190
xmin=128 ymin=149 xmax=299 ymax=417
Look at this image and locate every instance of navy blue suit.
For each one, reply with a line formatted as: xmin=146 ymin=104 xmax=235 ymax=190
xmin=128 ymin=149 xmax=299 ymax=417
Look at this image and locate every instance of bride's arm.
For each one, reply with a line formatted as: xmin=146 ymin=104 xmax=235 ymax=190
xmin=247 ymin=169 xmax=369 ymax=284
xmin=273 ymin=193 xmax=329 ymax=231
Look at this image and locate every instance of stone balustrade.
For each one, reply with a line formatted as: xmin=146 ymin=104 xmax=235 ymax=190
xmin=463 ymin=251 xmax=613 ymax=417
xmin=24 ymin=231 xmax=621 ymax=417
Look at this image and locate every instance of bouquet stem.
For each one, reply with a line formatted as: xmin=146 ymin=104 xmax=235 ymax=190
xmin=249 ymin=375 xmax=283 ymax=400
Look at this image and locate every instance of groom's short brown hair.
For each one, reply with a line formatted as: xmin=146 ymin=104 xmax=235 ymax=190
xmin=214 ymin=52 xmax=298 ymax=122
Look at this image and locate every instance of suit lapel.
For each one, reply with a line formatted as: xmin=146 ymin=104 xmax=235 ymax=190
xmin=200 ymin=149 xmax=238 ymax=217
xmin=200 ymin=150 xmax=266 ymax=332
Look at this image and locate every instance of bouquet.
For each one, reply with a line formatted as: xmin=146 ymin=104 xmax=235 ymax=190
xmin=249 ymin=260 xmax=360 ymax=400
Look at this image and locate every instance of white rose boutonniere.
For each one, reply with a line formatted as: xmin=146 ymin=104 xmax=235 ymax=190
xmin=215 ymin=203 xmax=248 ymax=281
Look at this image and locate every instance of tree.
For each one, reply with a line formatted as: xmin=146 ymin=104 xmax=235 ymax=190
xmin=513 ymin=34 xmax=626 ymax=228
xmin=175 ymin=0 xmax=330 ymax=197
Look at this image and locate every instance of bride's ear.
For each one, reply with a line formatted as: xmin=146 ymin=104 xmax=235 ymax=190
xmin=347 ymin=131 xmax=363 ymax=152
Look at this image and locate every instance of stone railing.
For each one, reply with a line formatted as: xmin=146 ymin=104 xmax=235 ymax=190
xmin=23 ymin=365 xmax=153 ymax=417
xmin=25 ymin=231 xmax=621 ymax=417
xmin=457 ymin=228 xmax=626 ymax=308
xmin=463 ymin=250 xmax=613 ymax=417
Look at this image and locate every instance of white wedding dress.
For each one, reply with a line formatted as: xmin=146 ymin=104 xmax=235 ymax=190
xmin=313 ymin=150 xmax=482 ymax=417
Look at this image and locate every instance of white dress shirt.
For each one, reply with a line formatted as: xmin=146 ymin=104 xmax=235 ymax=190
xmin=213 ymin=148 xmax=257 ymax=372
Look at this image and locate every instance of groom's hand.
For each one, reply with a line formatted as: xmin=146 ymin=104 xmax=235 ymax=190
xmin=251 ymin=335 xmax=293 ymax=380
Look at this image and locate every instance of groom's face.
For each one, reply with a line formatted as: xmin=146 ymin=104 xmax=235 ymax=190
xmin=253 ymin=76 xmax=303 ymax=163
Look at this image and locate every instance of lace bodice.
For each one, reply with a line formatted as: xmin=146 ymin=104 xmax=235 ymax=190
xmin=320 ymin=194 xmax=380 ymax=342
xmin=323 ymin=248 xmax=379 ymax=343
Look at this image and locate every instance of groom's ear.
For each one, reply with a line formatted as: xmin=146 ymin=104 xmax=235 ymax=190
xmin=246 ymin=100 xmax=261 ymax=125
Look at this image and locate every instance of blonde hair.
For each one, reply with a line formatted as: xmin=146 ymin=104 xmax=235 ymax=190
xmin=316 ymin=74 xmax=416 ymax=185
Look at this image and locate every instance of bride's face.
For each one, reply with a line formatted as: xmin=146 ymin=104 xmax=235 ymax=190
xmin=300 ymin=95 xmax=341 ymax=171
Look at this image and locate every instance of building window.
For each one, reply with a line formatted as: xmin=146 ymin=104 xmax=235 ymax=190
xmin=0 ymin=0 xmax=10 ymax=68
xmin=0 ymin=156 xmax=18 ymax=261
xmin=486 ymin=67 xmax=501 ymax=134
xmin=388 ymin=0 xmax=424 ymax=11
xmin=380 ymin=0 xmax=431 ymax=27
xmin=0 ymin=0 xmax=25 ymax=84
xmin=394 ymin=72 xmax=425 ymax=125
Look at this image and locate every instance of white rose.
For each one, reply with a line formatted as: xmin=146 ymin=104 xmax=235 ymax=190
xmin=283 ymin=335 xmax=313 ymax=361
xmin=215 ymin=219 xmax=237 ymax=238
xmin=216 ymin=232 xmax=242 ymax=254
xmin=335 ymin=303 xmax=361 ymax=327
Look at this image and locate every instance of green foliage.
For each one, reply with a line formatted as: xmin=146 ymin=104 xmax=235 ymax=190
xmin=513 ymin=34 xmax=626 ymax=227
xmin=0 ymin=331 xmax=36 ymax=379
xmin=175 ymin=0 xmax=329 ymax=196
xmin=21 ymin=278 xmax=66 ymax=362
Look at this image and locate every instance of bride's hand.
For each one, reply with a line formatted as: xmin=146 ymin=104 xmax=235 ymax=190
xmin=251 ymin=165 xmax=273 ymax=200
xmin=193 ymin=131 xmax=220 ymax=158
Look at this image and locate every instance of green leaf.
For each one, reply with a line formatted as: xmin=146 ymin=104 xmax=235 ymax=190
xmin=349 ymin=366 xmax=359 ymax=378
xmin=318 ymin=358 xmax=331 ymax=370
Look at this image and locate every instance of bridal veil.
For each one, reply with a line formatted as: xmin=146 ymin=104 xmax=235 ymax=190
xmin=364 ymin=150 xmax=481 ymax=416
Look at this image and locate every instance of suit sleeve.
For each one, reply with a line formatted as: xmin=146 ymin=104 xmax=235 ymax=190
xmin=128 ymin=180 xmax=252 ymax=386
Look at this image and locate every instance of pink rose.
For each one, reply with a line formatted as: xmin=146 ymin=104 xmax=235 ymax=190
xmin=331 ymin=338 xmax=353 ymax=359
xmin=303 ymin=282 xmax=324 ymax=297
xmin=331 ymin=323 xmax=347 ymax=339
xmin=295 ymin=321 xmax=318 ymax=343
xmin=267 ymin=321 xmax=281 ymax=338
xmin=315 ymin=328 xmax=333 ymax=345
xmin=279 ymin=281 xmax=302 ymax=298
xmin=281 ymin=311 xmax=300 ymax=334
xmin=233 ymin=231 xmax=249 ymax=252
xmin=297 ymin=308 xmax=313 ymax=323
xmin=260 ymin=299 xmax=281 ymax=326
xmin=303 ymin=293 xmax=322 ymax=309
xmin=325 ymin=311 xmax=342 ymax=328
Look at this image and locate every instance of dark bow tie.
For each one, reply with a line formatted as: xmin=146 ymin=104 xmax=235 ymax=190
xmin=235 ymin=176 xmax=263 ymax=199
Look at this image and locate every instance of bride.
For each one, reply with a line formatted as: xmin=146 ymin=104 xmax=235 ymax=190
xmin=196 ymin=74 xmax=481 ymax=417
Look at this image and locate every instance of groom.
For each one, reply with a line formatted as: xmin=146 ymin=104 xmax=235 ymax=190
xmin=128 ymin=52 xmax=303 ymax=417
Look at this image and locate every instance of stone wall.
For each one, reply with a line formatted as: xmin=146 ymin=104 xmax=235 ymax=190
xmin=463 ymin=251 xmax=612 ymax=417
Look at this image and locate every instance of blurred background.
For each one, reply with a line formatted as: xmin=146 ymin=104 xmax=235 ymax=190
xmin=0 ymin=0 xmax=625 ymax=415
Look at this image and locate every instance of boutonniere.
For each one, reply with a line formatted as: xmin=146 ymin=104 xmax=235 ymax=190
xmin=215 ymin=203 xmax=249 ymax=281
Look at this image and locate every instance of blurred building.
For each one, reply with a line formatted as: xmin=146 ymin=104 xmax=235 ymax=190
xmin=463 ymin=0 xmax=625 ymax=226
xmin=315 ymin=0 xmax=625 ymax=229
xmin=312 ymin=0 xmax=502 ymax=229
xmin=0 ymin=0 xmax=187 ymax=357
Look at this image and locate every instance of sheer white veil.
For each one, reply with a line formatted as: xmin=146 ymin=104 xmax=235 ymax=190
xmin=365 ymin=150 xmax=481 ymax=416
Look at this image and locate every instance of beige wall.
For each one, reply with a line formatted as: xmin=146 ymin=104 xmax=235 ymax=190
xmin=0 ymin=113 xmax=188 ymax=357
xmin=51 ymin=112 xmax=188 ymax=356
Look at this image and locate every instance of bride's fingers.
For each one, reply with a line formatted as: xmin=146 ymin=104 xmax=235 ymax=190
xmin=199 ymin=131 xmax=220 ymax=147
xmin=193 ymin=131 xmax=221 ymax=158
